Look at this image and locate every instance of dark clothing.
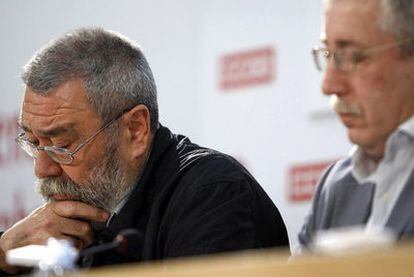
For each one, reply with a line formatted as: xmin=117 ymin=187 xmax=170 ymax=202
xmin=82 ymin=125 xmax=289 ymax=267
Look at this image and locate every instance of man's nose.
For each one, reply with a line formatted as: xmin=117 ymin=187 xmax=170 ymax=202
xmin=321 ymin=61 xmax=348 ymax=97
xmin=34 ymin=151 xmax=63 ymax=179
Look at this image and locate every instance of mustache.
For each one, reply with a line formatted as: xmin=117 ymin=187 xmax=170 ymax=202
xmin=36 ymin=175 xmax=85 ymax=200
xmin=330 ymin=95 xmax=362 ymax=116
xmin=36 ymin=176 xmax=109 ymax=210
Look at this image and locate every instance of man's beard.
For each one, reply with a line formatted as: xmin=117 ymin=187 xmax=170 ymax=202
xmin=36 ymin=134 xmax=137 ymax=213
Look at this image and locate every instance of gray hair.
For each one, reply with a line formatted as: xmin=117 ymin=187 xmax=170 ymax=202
xmin=323 ymin=0 xmax=414 ymax=55
xmin=380 ymin=0 xmax=414 ymax=54
xmin=22 ymin=27 xmax=158 ymax=131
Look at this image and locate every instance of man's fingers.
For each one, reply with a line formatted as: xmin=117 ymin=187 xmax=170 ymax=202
xmin=58 ymin=218 xmax=95 ymax=248
xmin=52 ymin=201 xmax=109 ymax=222
xmin=1 ymin=202 xmax=101 ymax=252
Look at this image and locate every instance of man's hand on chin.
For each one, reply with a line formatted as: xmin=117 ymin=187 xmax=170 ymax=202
xmin=0 ymin=201 xmax=109 ymax=273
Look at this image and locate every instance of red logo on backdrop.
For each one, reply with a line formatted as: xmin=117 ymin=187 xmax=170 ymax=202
xmin=287 ymin=160 xmax=338 ymax=203
xmin=219 ymin=46 xmax=275 ymax=90
xmin=0 ymin=112 xmax=29 ymax=168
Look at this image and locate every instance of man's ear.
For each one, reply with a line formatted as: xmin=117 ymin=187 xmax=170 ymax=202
xmin=122 ymin=105 xmax=151 ymax=159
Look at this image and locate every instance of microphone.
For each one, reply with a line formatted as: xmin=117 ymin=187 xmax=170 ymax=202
xmin=79 ymin=228 xmax=142 ymax=259
xmin=5 ymin=229 xmax=142 ymax=271
xmin=6 ymin=238 xmax=78 ymax=268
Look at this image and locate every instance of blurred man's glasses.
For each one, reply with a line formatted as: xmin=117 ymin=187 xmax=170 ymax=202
xmin=312 ymin=39 xmax=414 ymax=72
xmin=15 ymin=109 xmax=131 ymax=165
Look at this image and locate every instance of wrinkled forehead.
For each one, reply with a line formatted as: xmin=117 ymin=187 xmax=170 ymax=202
xmin=323 ymin=0 xmax=381 ymax=22
xmin=20 ymin=80 xmax=101 ymax=135
xmin=322 ymin=0 xmax=388 ymax=46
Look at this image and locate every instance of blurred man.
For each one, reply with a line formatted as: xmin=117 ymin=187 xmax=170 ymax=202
xmin=299 ymin=0 xmax=414 ymax=247
xmin=0 ymin=27 xmax=289 ymax=274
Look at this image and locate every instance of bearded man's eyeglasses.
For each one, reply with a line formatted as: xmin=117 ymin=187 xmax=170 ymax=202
xmin=15 ymin=109 xmax=131 ymax=165
xmin=312 ymin=38 xmax=414 ymax=72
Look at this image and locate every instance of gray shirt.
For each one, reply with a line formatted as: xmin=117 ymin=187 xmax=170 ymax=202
xmin=351 ymin=114 xmax=414 ymax=229
xmin=298 ymin=114 xmax=414 ymax=247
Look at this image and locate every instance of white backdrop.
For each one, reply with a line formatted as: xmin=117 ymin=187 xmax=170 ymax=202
xmin=0 ymin=0 xmax=351 ymax=249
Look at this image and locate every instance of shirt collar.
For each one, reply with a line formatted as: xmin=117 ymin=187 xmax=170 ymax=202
xmin=350 ymin=146 xmax=378 ymax=183
xmin=350 ymin=113 xmax=414 ymax=183
xmin=398 ymin=113 xmax=414 ymax=138
xmin=106 ymin=187 xmax=134 ymax=227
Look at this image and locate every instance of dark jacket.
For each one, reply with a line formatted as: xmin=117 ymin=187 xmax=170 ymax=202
xmin=81 ymin=125 xmax=289 ymax=267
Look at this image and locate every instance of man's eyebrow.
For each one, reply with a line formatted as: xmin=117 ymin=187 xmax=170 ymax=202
xmin=336 ymin=40 xmax=355 ymax=48
xmin=321 ymin=37 xmax=360 ymax=48
xmin=38 ymin=124 xmax=77 ymax=137
xmin=18 ymin=122 xmax=77 ymax=137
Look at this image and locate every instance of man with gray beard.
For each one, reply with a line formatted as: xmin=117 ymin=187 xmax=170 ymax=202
xmin=0 ymin=27 xmax=289 ymax=274
xmin=37 ymin=128 xmax=131 ymax=212
xmin=299 ymin=0 xmax=414 ymax=249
